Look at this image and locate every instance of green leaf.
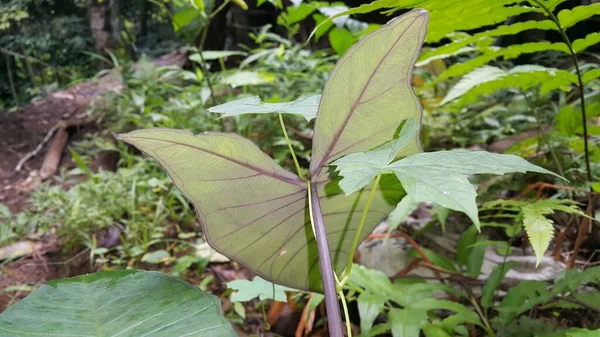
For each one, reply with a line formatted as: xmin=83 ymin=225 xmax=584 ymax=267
xmin=441 ymin=65 xmax=577 ymax=106
xmin=572 ymin=32 xmax=600 ymax=53
xmin=141 ymin=249 xmax=170 ymax=264
xmin=481 ymin=261 xmax=518 ymax=308
xmin=387 ymin=150 xmax=561 ymax=228
xmin=189 ymin=51 xmax=247 ymax=63
xmin=0 ymin=270 xmax=236 ymax=336
xmin=557 ymin=3 xmax=600 ymax=29
xmin=422 ymin=324 xmax=452 ymax=337
xmin=408 ymin=247 xmax=456 ymax=272
xmin=582 ymin=68 xmax=600 ymax=84
xmin=328 ymin=27 xmax=357 ymax=55
xmin=417 ymin=20 xmax=557 ymax=66
xmin=116 ymin=11 xmax=427 ymax=292
xmin=227 ymin=276 xmax=297 ymax=302
xmin=389 ymin=308 xmax=428 ymax=337
xmin=358 ymin=292 xmax=386 ymax=335
xmin=522 ymin=204 xmax=555 ymax=266
xmin=387 ymin=194 xmax=418 ymax=232
xmin=567 ymin=329 xmax=600 ymax=337
xmin=208 ymin=94 xmax=321 ymax=121
xmin=332 ymin=119 xmax=419 ymax=195
xmin=287 ymin=3 xmax=317 ymax=24
xmin=221 ymin=71 xmax=275 ymax=87
xmin=172 ymin=7 xmax=204 ymax=31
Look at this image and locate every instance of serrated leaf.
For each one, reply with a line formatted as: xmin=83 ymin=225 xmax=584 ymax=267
xmin=208 ymin=94 xmax=321 ymax=121
xmin=227 ymin=276 xmax=297 ymax=302
xmin=386 ymin=150 xmax=560 ymax=228
xmin=0 ymin=270 xmax=236 ymax=336
xmin=332 ymin=119 xmax=419 ymax=195
xmin=522 ymin=204 xmax=554 ymax=266
xmin=389 ymin=308 xmax=428 ymax=337
xmin=117 ymin=11 xmax=427 ymax=292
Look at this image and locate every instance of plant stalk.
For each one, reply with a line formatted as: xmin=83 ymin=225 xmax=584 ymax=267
xmin=308 ymin=182 xmax=344 ymax=337
xmin=278 ymin=113 xmax=305 ymax=180
xmin=339 ymin=174 xmax=381 ymax=286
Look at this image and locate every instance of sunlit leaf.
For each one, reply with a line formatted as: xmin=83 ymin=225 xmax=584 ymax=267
xmin=0 ymin=270 xmax=236 ymax=337
xmin=222 ymin=71 xmax=276 ymax=88
xmin=208 ymin=94 xmax=322 ymax=121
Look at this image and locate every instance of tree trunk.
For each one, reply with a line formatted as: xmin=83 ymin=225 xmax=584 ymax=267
xmin=88 ymin=0 xmax=121 ymax=55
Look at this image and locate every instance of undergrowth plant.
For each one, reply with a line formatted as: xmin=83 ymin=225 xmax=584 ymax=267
xmin=114 ymin=10 xmax=565 ymax=336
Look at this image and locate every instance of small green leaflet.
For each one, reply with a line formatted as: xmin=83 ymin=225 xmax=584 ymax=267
xmin=334 ymin=147 xmax=561 ymax=229
xmin=208 ymin=94 xmax=321 ymax=121
xmin=331 ymin=118 xmax=419 ymax=195
xmin=227 ymin=276 xmax=298 ymax=302
xmin=387 ymin=194 xmax=417 ymax=233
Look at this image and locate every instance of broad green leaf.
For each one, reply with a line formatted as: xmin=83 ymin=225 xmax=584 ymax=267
xmin=358 ymin=292 xmax=386 ymax=335
xmin=389 ymin=308 xmax=428 ymax=337
xmin=557 ymin=3 xmax=600 ymax=29
xmin=0 ymin=270 xmax=235 ymax=337
xmin=172 ymin=7 xmax=204 ymax=31
xmin=116 ymin=11 xmax=426 ymax=292
xmin=332 ymin=118 xmax=419 ymax=195
xmin=481 ymin=261 xmax=518 ymax=308
xmin=522 ymin=204 xmax=555 ymax=265
xmin=583 ymin=68 xmax=600 ymax=84
xmin=328 ymin=27 xmax=357 ymax=55
xmin=387 ymin=151 xmax=560 ymax=228
xmin=227 ymin=276 xmax=297 ymax=302
xmin=287 ymin=3 xmax=317 ymax=24
xmin=310 ymin=9 xmax=428 ymax=178
xmin=208 ymin=94 xmax=321 ymax=121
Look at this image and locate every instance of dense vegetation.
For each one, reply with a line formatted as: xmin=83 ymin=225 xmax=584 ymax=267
xmin=0 ymin=0 xmax=599 ymax=336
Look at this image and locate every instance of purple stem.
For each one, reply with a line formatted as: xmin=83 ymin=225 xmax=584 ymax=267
xmin=310 ymin=183 xmax=343 ymax=337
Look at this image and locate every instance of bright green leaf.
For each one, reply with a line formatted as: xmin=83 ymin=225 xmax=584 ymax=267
xmin=328 ymin=27 xmax=357 ymax=55
xmin=221 ymin=71 xmax=276 ymax=87
xmin=0 ymin=270 xmax=236 ymax=336
xmin=141 ymin=249 xmax=170 ymax=264
xmin=557 ymin=3 xmax=600 ymax=29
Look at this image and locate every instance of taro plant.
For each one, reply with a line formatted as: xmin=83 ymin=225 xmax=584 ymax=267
xmin=114 ymin=9 xmax=561 ymax=336
xmin=0 ymin=8 xmax=565 ymax=337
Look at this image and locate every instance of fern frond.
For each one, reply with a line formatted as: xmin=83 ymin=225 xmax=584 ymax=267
xmin=441 ymin=65 xmax=577 ymax=106
xmin=557 ymin=3 xmax=600 ymax=29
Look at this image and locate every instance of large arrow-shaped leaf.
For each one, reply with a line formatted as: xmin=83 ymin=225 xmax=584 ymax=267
xmin=117 ymin=9 xmax=428 ymax=291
